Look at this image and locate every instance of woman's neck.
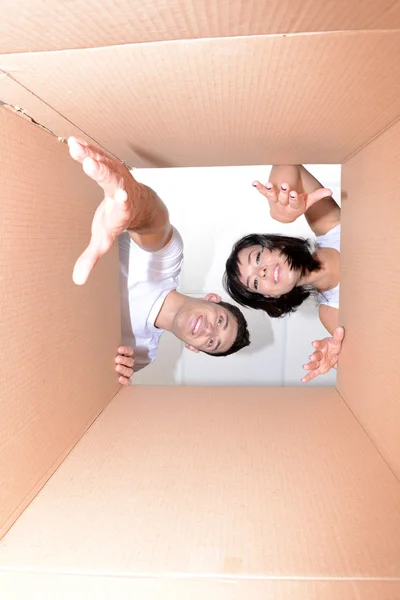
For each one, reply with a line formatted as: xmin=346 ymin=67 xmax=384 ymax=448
xmin=299 ymin=247 xmax=340 ymax=292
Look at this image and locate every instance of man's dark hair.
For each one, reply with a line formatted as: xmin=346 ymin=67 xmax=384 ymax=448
xmin=204 ymin=300 xmax=250 ymax=357
xmin=223 ymin=233 xmax=322 ymax=318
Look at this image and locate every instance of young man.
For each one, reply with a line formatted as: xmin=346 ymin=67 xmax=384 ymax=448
xmin=68 ymin=138 xmax=250 ymax=384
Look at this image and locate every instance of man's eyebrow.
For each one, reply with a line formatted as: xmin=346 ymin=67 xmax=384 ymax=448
xmin=223 ymin=314 xmax=229 ymax=331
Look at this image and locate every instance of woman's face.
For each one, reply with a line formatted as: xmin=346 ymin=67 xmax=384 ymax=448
xmin=236 ymin=245 xmax=301 ymax=297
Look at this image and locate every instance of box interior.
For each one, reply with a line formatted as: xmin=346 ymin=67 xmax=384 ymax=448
xmin=1 ymin=1 xmax=399 ymax=596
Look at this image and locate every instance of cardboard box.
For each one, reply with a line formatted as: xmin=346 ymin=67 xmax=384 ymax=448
xmin=1 ymin=2 xmax=399 ymax=597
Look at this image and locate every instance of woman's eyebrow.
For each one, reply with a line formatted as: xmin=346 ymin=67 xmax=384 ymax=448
xmin=246 ymin=250 xmax=255 ymax=288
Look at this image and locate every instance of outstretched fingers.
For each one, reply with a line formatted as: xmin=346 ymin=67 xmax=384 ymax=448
xmin=72 ymin=238 xmax=104 ymax=285
xmin=82 ymin=157 xmax=123 ymax=198
xmin=303 ymin=360 xmax=320 ymax=371
xmin=68 ymin=137 xmax=108 ymax=164
xmin=252 ymin=180 xmax=278 ymax=202
xmin=312 ymin=338 xmax=326 ymax=350
xmin=277 ymin=184 xmax=290 ymax=206
xmin=301 ymin=369 xmax=320 ymax=383
xmin=68 ymin=137 xmax=123 ymax=197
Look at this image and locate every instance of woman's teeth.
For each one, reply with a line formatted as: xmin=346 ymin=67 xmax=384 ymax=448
xmin=274 ymin=265 xmax=279 ymax=283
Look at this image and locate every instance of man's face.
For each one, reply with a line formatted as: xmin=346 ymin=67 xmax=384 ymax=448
xmin=171 ymin=296 xmax=238 ymax=354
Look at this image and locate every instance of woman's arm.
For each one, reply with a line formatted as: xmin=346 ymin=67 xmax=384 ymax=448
xmin=319 ymin=304 xmax=339 ymax=336
xmin=296 ymin=165 xmax=341 ymax=236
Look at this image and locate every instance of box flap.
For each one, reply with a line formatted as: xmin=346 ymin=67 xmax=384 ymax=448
xmin=1 ymin=387 xmax=399 ymax=579
xmin=1 ymin=0 xmax=400 ymax=54
xmin=2 ymin=32 xmax=400 ymax=167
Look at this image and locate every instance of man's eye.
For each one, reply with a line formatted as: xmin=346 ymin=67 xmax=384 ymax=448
xmin=256 ymin=251 xmax=261 ymax=264
xmin=254 ymin=277 xmax=258 ymax=291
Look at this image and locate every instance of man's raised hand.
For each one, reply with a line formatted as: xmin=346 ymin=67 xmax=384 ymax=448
xmin=68 ymin=137 xmax=137 ymax=285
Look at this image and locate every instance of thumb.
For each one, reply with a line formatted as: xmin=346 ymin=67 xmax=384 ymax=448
xmin=72 ymin=240 xmax=101 ymax=285
xmin=333 ymin=326 xmax=345 ymax=344
xmin=306 ymin=187 xmax=333 ymax=208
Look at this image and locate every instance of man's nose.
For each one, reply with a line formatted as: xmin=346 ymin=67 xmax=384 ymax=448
xmin=204 ymin=320 xmax=213 ymax=334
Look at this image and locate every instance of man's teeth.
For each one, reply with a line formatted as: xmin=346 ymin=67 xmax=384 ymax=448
xmin=274 ymin=265 xmax=279 ymax=283
xmin=194 ymin=317 xmax=201 ymax=334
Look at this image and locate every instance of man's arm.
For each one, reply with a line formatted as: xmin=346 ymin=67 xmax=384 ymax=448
xmin=126 ymin=183 xmax=172 ymax=251
xmin=68 ymin=137 xmax=172 ymax=284
xmin=253 ymin=164 xmax=340 ymax=236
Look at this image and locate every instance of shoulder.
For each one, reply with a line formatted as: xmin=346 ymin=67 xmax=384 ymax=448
xmin=159 ymin=226 xmax=184 ymax=256
xmin=316 ymin=224 xmax=341 ymax=252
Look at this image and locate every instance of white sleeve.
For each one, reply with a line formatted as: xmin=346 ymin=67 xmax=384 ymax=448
xmin=122 ymin=226 xmax=184 ymax=281
xmin=145 ymin=227 xmax=184 ymax=278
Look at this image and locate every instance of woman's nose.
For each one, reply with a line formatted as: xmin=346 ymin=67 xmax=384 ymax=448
xmin=259 ymin=265 xmax=267 ymax=278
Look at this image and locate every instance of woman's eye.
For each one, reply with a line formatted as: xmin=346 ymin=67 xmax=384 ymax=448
xmin=256 ymin=251 xmax=261 ymax=264
xmin=218 ymin=317 xmax=223 ymax=325
xmin=254 ymin=277 xmax=258 ymax=291
xmin=208 ymin=338 xmax=214 ymax=347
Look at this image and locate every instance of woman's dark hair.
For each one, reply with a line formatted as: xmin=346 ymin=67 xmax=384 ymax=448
xmin=223 ymin=233 xmax=321 ymax=318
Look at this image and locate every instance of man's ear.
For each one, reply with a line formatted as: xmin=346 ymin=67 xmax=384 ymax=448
xmin=185 ymin=343 xmax=200 ymax=353
xmin=203 ymin=292 xmax=222 ymax=303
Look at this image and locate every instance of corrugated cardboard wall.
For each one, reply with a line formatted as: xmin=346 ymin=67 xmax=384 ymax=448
xmin=0 ymin=108 xmax=120 ymax=538
xmin=1 ymin=387 xmax=399 ymax=596
xmin=338 ymin=118 xmax=400 ymax=478
xmin=0 ymin=77 xmax=99 ymax=149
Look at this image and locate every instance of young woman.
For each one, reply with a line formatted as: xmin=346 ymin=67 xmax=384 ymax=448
xmin=224 ymin=164 xmax=345 ymax=383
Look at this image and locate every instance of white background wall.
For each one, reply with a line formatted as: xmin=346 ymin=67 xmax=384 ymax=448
xmin=132 ymin=164 xmax=341 ymax=387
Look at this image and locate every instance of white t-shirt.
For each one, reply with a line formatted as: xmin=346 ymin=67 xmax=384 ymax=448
xmin=119 ymin=227 xmax=184 ymax=372
xmin=315 ymin=224 xmax=340 ymax=309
